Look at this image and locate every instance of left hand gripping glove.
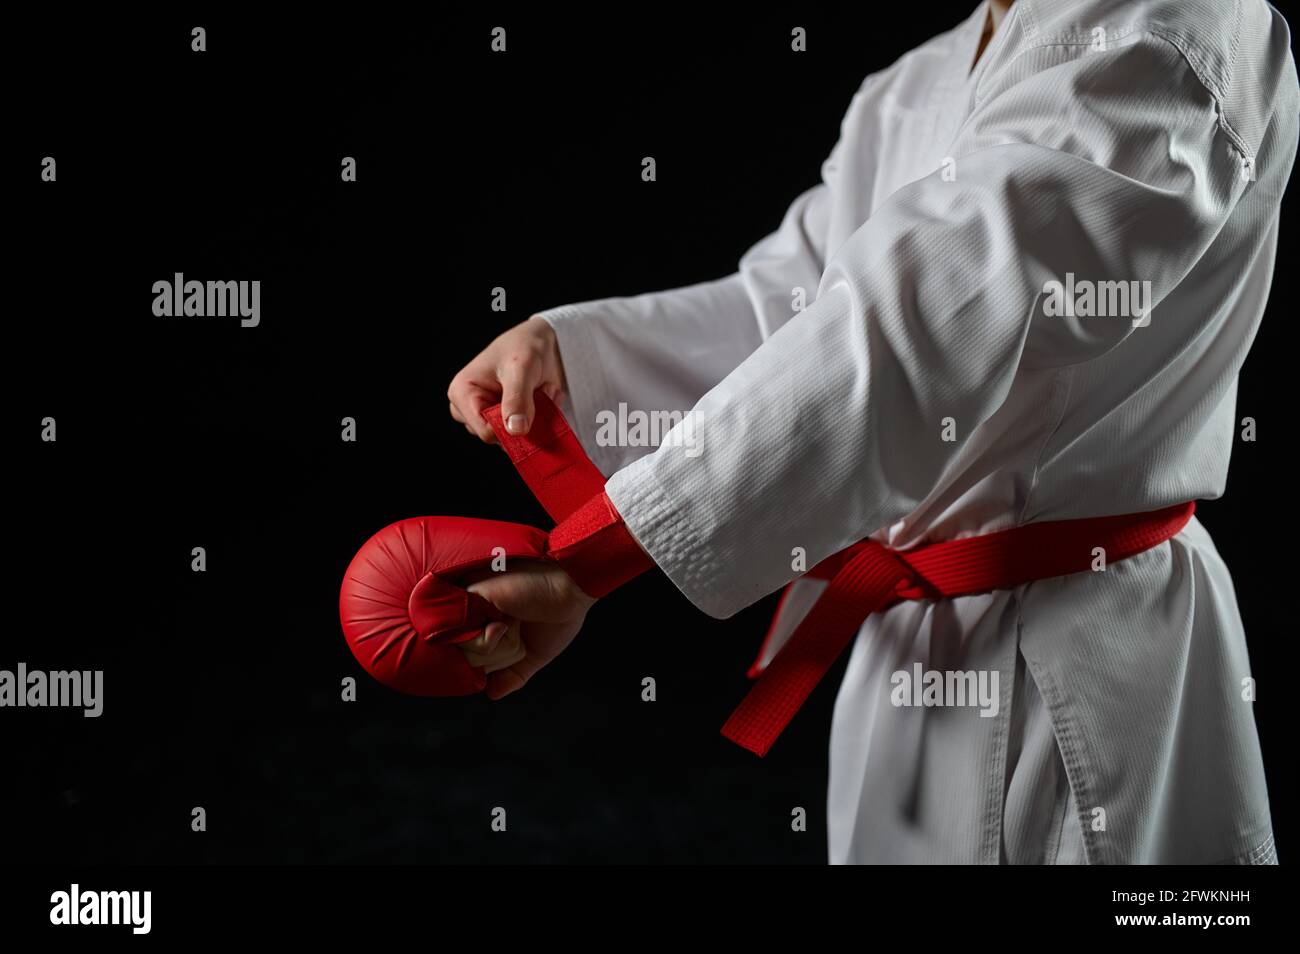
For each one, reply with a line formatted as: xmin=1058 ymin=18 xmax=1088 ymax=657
xmin=338 ymin=393 xmax=653 ymax=696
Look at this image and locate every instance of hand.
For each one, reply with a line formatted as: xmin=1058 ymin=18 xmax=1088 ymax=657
xmin=459 ymin=560 xmax=597 ymax=700
xmin=448 ymin=316 xmax=567 ymax=443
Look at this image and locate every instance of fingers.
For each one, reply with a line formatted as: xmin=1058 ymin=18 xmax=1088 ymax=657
xmin=447 ymin=377 xmax=498 ymax=443
xmin=498 ymin=354 xmax=540 ymax=436
xmin=466 ymin=574 xmax=533 ymax=620
xmin=449 ymin=400 xmax=480 ymax=439
xmin=460 ymin=620 xmax=526 ymax=674
xmin=475 ymin=620 xmax=509 ymax=654
xmin=449 ymin=318 xmax=565 ymax=441
xmin=485 ymin=655 xmax=544 ymax=700
xmin=466 ymin=564 xmax=576 ymax=623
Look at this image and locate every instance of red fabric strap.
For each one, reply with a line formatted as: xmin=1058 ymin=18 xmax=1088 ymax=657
xmin=482 ymin=395 xmax=608 ymax=523
xmin=547 ymin=492 xmax=655 ymax=598
xmin=721 ymin=501 xmax=1196 ymax=756
xmin=483 ymin=394 xmax=653 ymax=597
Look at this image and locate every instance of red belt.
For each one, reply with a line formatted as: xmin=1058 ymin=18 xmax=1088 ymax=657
xmin=721 ymin=501 xmax=1196 ymax=756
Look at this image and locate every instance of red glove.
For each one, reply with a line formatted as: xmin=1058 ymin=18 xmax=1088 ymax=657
xmin=338 ymin=393 xmax=653 ymax=696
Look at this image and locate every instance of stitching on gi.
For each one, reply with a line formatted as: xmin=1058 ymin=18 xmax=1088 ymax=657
xmin=1144 ymin=28 xmax=1223 ymax=98
xmin=1018 ymin=0 xmax=1037 ymax=44
xmin=1046 ymin=754 xmax=1071 ymax=865
xmin=1024 ymin=26 xmax=1141 ymax=49
xmin=970 ymin=28 xmax=1142 ymax=114
xmin=1143 ymin=27 xmax=1253 ymax=159
xmin=1011 ymin=586 xmax=1071 ymax=865
xmin=612 ymin=461 xmax=719 ymax=610
xmin=1223 ymin=0 xmax=1247 ymax=102
xmin=1207 ymin=831 xmax=1277 ymax=865
xmin=1019 ymin=641 xmax=1095 ymax=865
xmin=983 ymin=619 xmax=1017 ymax=863
xmin=966 ymin=0 xmax=1026 ymax=103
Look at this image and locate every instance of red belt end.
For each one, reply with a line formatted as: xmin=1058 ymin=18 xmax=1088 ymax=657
xmin=720 ymin=715 xmax=776 ymax=758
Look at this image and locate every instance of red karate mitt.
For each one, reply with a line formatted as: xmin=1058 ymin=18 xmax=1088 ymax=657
xmin=339 ymin=393 xmax=653 ymax=696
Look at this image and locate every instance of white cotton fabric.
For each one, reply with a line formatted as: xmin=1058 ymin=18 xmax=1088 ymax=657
xmin=538 ymin=0 xmax=1296 ymax=864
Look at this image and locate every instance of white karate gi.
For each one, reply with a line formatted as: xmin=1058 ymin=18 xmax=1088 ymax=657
xmin=537 ymin=0 xmax=1297 ymax=863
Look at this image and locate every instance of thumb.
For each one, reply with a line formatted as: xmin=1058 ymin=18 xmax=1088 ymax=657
xmin=498 ymin=359 xmax=540 ymax=435
xmin=466 ymin=571 xmax=541 ymax=619
xmin=467 ymin=566 xmax=572 ymax=622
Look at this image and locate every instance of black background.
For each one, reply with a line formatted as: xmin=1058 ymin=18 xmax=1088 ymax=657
xmin=8 ymin=4 xmax=1296 ymax=865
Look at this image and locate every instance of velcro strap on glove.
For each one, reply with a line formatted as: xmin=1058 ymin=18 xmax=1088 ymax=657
xmin=546 ymin=491 xmax=655 ymax=598
xmin=482 ymin=393 xmax=653 ymax=598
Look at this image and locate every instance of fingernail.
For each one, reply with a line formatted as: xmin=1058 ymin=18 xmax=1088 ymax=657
xmin=506 ymin=414 xmax=527 ymax=434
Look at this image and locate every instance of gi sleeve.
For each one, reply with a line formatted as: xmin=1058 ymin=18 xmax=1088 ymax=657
xmin=605 ymin=35 xmax=1258 ymax=618
xmin=536 ymin=173 xmax=835 ymax=475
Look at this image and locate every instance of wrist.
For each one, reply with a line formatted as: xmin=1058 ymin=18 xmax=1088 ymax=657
xmin=558 ymin=568 xmax=599 ymax=610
